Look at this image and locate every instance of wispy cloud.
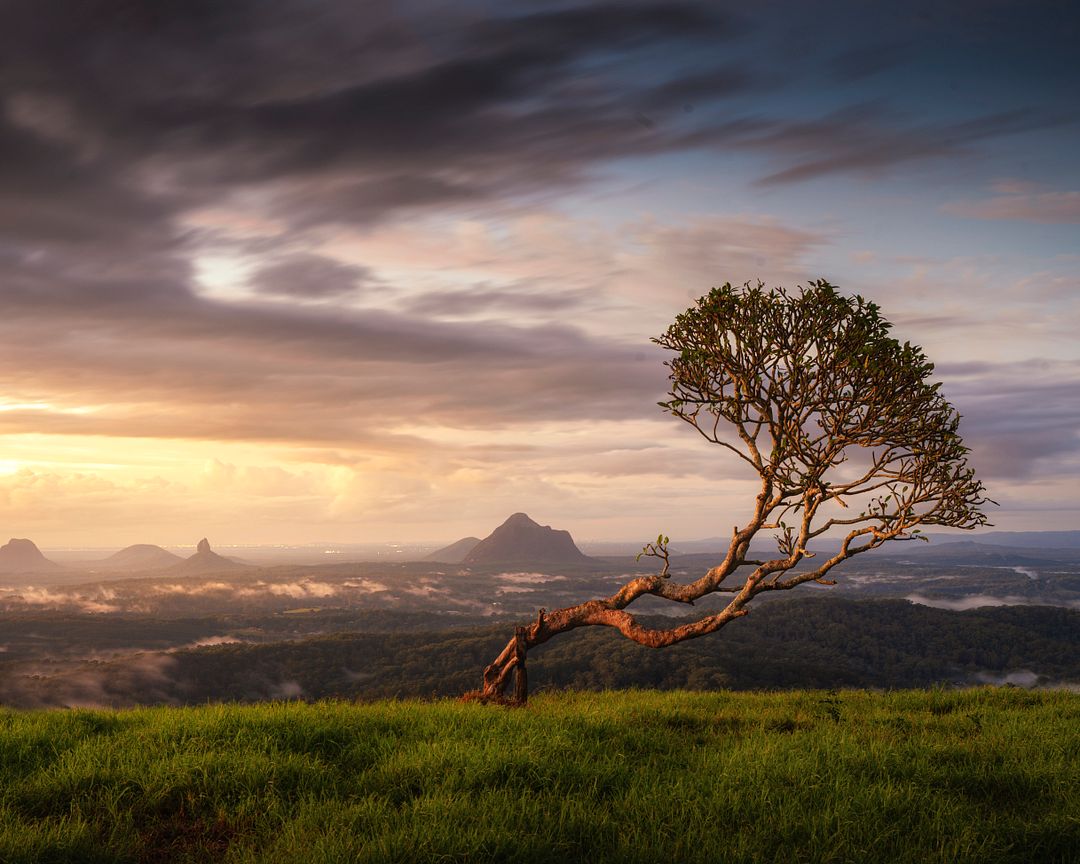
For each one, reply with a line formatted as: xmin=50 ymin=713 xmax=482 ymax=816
xmin=728 ymin=106 xmax=1071 ymax=187
xmin=938 ymin=360 xmax=1080 ymax=481
xmin=944 ymin=189 xmax=1080 ymax=224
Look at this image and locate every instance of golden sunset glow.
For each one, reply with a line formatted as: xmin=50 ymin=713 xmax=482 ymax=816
xmin=0 ymin=0 xmax=1076 ymax=549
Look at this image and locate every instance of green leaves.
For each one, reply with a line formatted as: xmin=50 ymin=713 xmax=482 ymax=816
xmin=653 ymin=279 xmax=991 ymax=533
xmin=636 ymin=534 xmax=672 ymax=577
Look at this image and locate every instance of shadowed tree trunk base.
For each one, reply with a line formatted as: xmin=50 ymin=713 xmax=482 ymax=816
xmin=463 ymin=622 xmax=535 ymax=706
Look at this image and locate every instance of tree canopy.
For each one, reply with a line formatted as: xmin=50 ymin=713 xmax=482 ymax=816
xmin=658 ymin=280 xmax=990 ymax=565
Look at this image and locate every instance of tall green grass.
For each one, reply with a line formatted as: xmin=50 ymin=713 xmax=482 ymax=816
xmin=1 ymin=689 xmax=1077 ymax=863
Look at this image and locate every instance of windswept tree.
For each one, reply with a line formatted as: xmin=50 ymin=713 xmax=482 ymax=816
xmin=471 ymin=280 xmax=992 ymax=703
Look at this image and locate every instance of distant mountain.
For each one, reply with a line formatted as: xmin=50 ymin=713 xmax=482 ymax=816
xmin=423 ymin=537 xmax=481 ymax=564
xmin=880 ymin=540 xmax=1057 ymax=566
xmin=928 ymin=530 xmax=1080 ymax=551
xmin=870 ymin=530 xmax=1080 ymax=555
xmin=98 ymin=544 xmax=185 ymax=572
xmin=464 ymin=513 xmax=590 ymax=566
xmin=0 ymin=538 xmax=62 ymax=573
xmin=169 ymin=538 xmax=249 ymax=575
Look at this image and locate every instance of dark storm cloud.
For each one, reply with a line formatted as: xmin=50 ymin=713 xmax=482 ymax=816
xmin=145 ymin=3 xmax=746 ymax=225
xmin=3 ymin=0 xmax=1071 ymax=241
xmin=250 ymin=254 xmax=377 ymax=300
xmin=0 ymin=0 xmax=732 ymax=450
xmin=1 ymin=0 xmax=1076 ymax=458
xmin=0 ymin=285 xmax=507 ymax=367
xmin=0 ymin=253 xmax=668 ymax=444
xmin=0 ymin=115 xmax=178 ymax=251
xmin=0 ymin=0 xmax=740 ymax=225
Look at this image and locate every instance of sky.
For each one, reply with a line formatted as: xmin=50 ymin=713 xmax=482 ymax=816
xmin=1 ymin=0 xmax=1078 ymax=548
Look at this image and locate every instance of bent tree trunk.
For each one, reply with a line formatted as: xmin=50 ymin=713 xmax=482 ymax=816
xmin=471 ymin=593 xmax=752 ymax=704
xmin=468 ymin=508 xmax=777 ymax=704
xmin=467 ymin=470 xmax=970 ymax=705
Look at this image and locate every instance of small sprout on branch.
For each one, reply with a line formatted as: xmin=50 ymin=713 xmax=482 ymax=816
xmin=637 ymin=534 xmax=671 ymax=577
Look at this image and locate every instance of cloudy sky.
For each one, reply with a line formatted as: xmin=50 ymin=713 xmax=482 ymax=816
xmin=1 ymin=0 xmax=1078 ymax=547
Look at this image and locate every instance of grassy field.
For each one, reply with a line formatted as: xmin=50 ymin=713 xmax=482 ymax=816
xmin=1 ymin=688 xmax=1077 ymax=863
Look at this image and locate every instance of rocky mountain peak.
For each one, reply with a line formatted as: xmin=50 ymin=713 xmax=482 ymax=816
xmin=463 ymin=512 xmax=589 ymax=565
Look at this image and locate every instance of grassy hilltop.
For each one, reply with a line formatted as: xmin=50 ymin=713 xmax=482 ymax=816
xmin=2 ymin=689 xmax=1078 ymax=863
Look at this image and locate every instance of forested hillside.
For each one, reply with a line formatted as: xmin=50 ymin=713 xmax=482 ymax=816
xmin=3 ymin=598 xmax=1076 ymax=708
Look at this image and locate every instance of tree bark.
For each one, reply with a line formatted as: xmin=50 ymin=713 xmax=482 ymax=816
xmin=468 ymin=593 xmax=753 ymax=704
xmin=512 ymin=627 xmax=528 ymax=704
